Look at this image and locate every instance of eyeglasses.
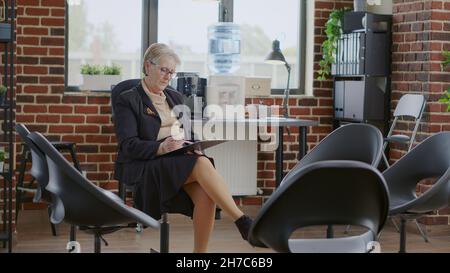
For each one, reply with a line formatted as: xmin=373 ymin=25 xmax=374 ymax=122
xmin=149 ymin=60 xmax=176 ymax=79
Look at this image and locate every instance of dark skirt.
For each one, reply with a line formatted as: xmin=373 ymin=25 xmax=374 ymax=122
xmin=132 ymin=154 xmax=213 ymax=220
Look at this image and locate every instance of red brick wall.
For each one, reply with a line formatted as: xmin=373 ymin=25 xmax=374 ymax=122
xmin=5 ymin=0 xmax=449 ymax=231
xmin=15 ymin=0 xmax=118 ymax=215
xmin=4 ymin=0 xmax=450 ymax=227
xmin=1 ymin=0 xmax=356 ymax=227
xmin=390 ymin=0 xmax=450 ymax=161
xmin=8 ymin=0 xmax=449 ymax=227
xmin=11 ymin=0 xmax=351 ymax=211
xmin=391 ymin=0 xmax=450 ymax=225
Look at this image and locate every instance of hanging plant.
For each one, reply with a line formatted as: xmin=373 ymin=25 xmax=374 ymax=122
xmin=317 ymin=8 xmax=350 ymax=81
xmin=438 ymin=51 xmax=450 ymax=111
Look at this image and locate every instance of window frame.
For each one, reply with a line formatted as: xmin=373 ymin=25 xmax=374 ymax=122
xmin=64 ymin=0 xmax=149 ymax=91
xmin=65 ymin=0 xmax=307 ymax=95
xmin=147 ymin=0 xmax=306 ymax=95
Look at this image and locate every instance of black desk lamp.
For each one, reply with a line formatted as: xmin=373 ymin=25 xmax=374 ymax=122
xmin=265 ymin=39 xmax=291 ymax=118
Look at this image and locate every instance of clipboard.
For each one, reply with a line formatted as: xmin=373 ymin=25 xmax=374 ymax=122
xmin=158 ymin=140 xmax=227 ymax=157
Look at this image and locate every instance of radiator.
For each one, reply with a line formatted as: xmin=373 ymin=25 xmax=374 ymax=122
xmin=204 ymin=140 xmax=257 ymax=196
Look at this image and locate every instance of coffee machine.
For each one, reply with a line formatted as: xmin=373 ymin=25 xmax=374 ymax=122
xmin=171 ymin=72 xmax=207 ymax=119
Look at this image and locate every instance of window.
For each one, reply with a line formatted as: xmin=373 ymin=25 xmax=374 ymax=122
xmin=149 ymin=0 xmax=307 ymax=94
xmin=234 ymin=0 xmax=303 ymax=93
xmin=65 ymin=0 xmax=307 ymax=94
xmin=65 ymin=0 xmax=143 ymax=90
xmin=157 ymin=0 xmax=219 ymax=77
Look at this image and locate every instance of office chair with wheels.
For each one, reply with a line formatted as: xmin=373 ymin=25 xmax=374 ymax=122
xmin=27 ymin=132 xmax=159 ymax=253
xmin=382 ymin=94 xmax=426 ymax=167
xmin=249 ymin=160 xmax=389 ymax=253
xmin=382 ymin=132 xmax=450 ymax=253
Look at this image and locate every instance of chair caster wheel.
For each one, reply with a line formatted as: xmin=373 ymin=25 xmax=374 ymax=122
xmin=136 ymin=223 xmax=143 ymax=233
xmin=66 ymin=241 xmax=81 ymax=253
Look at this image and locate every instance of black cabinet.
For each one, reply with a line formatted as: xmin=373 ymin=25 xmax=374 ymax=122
xmin=0 ymin=0 xmax=15 ymax=253
xmin=332 ymin=12 xmax=392 ymax=133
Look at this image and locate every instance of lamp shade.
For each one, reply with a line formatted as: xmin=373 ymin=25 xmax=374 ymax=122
xmin=265 ymin=40 xmax=286 ymax=65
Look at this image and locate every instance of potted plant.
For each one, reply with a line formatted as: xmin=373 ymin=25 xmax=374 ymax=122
xmin=0 ymin=84 xmax=6 ymax=105
xmin=438 ymin=51 xmax=450 ymax=111
xmin=317 ymin=8 xmax=350 ymax=81
xmin=0 ymin=149 xmax=5 ymax=172
xmin=80 ymin=64 xmax=122 ymax=91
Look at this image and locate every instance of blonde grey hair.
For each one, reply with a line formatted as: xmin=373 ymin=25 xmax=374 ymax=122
xmin=142 ymin=43 xmax=181 ymax=75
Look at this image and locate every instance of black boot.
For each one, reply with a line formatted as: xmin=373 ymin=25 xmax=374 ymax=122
xmin=234 ymin=214 xmax=253 ymax=241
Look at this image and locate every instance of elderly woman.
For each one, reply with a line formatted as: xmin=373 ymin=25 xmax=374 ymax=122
xmin=113 ymin=43 xmax=252 ymax=252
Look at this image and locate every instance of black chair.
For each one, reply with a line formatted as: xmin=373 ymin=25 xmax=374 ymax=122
xmin=248 ymin=160 xmax=389 ymax=253
xmin=16 ymin=124 xmax=80 ymax=250
xmin=110 ymin=79 xmax=140 ymax=201
xmin=382 ymin=131 xmax=450 ymax=253
xmin=283 ymin=123 xmax=384 ymax=184
xmin=15 ymin=124 xmax=57 ymax=236
xmin=281 ymin=123 xmax=384 ymax=237
xmin=111 ymin=79 xmax=174 ymax=253
xmin=15 ymin=124 xmax=82 ymax=236
xmin=27 ymin=132 xmax=159 ymax=253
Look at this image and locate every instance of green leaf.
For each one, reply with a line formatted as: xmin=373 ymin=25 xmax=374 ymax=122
xmin=443 ymin=51 xmax=450 ymax=67
xmin=316 ymin=8 xmax=349 ymax=81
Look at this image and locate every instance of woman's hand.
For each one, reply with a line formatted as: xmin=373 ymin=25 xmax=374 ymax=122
xmin=159 ymin=137 xmax=185 ymax=154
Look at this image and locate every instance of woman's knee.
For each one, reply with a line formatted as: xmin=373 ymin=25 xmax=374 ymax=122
xmin=194 ymin=156 xmax=213 ymax=172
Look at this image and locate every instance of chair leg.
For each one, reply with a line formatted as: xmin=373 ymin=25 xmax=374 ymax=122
xmin=160 ymin=213 xmax=169 ymax=253
xmin=94 ymin=233 xmax=101 ymax=253
xmin=382 ymin=153 xmax=390 ymax=168
xmin=47 ymin=206 xmax=57 ymax=236
xmin=15 ymin=148 xmax=29 ymax=222
xmin=67 ymin=225 xmax=77 ymax=253
xmin=326 ymin=224 xmax=334 ymax=238
xmin=390 ymin=216 xmax=400 ymax=232
xmin=68 ymin=146 xmax=82 ymax=172
xmin=70 ymin=225 xmax=76 ymax=241
xmin=215 ymin=207 xmax=222 ymax=220
xmin=414 ymin=220 xmax=429 ymax=243
xmin=119 ymin=182 xmax=126 ymax=201
xmin=399 ymin=218 xmax=407 ymax=253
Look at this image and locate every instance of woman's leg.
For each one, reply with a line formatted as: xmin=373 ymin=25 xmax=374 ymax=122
xmin=183 ymin=182 xmax=216 ymax=253
xmin=185 ymin=157 xmax=244 ymax=221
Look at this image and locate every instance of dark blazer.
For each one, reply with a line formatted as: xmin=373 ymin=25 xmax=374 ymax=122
xmin=113 ymin=83 xmax=184 ymax=185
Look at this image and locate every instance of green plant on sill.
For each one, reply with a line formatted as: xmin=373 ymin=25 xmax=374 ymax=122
xmin=317 ymin=8 xmax=350 ymax=81
xmin=438 ymin=51 xmax=450 ymax=111
xmin=102 ymin=64 xmax=121 ymax=75
xmin=0 ymin=150 xmax=5 ymax=162
xmin=80 ymin=64 xmax=102 ymax=75
xmin=80 ymin=64 xmax=121 ymax=75
xmin=0 ymin=84 xmax=7 ymax=95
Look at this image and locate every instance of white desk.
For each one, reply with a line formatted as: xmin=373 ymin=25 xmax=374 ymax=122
xmin=189 ymin=117 xmax=319 ymax=194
